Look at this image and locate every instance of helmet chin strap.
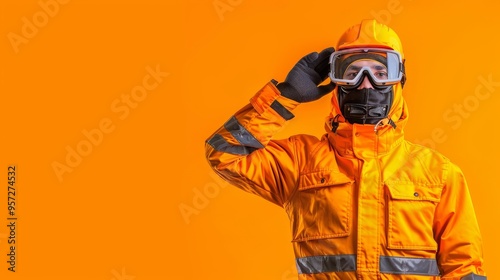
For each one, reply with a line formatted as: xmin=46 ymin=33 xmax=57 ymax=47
xmin=338 ymin=79 xmax=394 ymax=125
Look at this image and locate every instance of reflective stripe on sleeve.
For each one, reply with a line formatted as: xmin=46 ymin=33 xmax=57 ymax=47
xmin=270 ymin=100 xmax=294 ymax=120
xmin=207 ymin=134 xmax=257 ymax=155
xmin=296 ymin=255 xmax=356 ymax=274
xmin=379 ymin=256 xmax=440 ymax=276
xmin=224 ymin=116 xmax=264 ymax=149
xmin=461 ymin=273 xmax=487 ymax=280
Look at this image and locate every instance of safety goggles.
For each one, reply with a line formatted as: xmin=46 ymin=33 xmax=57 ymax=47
xmin=329 ymin=48 xmax=404 ymax=89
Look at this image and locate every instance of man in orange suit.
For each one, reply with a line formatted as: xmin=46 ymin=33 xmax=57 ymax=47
xmin=205 ymin=19 xmax=487 ymax=279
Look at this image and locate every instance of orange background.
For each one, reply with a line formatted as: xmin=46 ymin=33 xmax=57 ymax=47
xmin=1 ymin=0 xmax=498 ymax=279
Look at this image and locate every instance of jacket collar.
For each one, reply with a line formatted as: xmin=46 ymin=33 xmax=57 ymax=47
xmin=326 ymin=110 xmax=408 ymax=159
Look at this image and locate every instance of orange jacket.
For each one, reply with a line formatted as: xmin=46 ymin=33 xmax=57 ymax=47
xmin=205 ymin=81 xmax=486 ymax=279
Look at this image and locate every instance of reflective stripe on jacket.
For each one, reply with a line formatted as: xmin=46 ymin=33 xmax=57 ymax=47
xmin=205 ymin=81 xmax=486 ymax=279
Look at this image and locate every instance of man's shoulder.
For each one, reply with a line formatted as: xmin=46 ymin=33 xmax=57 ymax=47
xmin=404 ymin=140 xmax=451 ymax=165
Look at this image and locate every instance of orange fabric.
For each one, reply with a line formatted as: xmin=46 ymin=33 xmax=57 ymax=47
xmin=205 ymin=81 xmax=486 ymax=279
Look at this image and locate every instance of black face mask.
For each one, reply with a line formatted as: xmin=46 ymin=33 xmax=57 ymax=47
xmin=337 ymin=83 xmax=393 ymax=125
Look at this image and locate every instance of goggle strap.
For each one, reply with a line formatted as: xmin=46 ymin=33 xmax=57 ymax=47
xmin=400 ymin=61 xmax=406 ymax=88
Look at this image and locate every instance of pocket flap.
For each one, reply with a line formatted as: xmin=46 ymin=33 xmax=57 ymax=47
xmin=386 ymin=181 xmax=443 ymax=202
xmin=299 ymin=170 xmax=353 ymax=191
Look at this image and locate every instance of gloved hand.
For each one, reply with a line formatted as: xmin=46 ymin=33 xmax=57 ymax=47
xmin=277 ymin=47 xmax=336 ymax=103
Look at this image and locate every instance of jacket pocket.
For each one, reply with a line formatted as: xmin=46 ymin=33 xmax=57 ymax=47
xmin=385 ymin=181 xmax=443 ymax=251
xmin=287 ymin=171 xmax=353 ymax=242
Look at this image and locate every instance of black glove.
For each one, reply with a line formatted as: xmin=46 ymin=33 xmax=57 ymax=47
xmin=277 ymin=47 xmax=336 ymax=103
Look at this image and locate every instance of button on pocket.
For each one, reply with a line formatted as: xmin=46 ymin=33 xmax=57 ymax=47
xmin=385 ymin=181 xmax=443 ymax=251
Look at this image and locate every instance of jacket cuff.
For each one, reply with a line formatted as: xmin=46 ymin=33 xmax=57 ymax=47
xmin=250 ymin=80 xmax=299 ymax=121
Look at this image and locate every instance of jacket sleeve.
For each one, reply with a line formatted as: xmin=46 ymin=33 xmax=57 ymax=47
xmin=205 ymin=80 xmax=310 ymax=207
xmin=434 ymin=161 xmax=487 ymax=279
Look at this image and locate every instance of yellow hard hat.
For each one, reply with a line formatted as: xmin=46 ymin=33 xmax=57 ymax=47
xmin=336 ymin=19 xmax=404 ymax=59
